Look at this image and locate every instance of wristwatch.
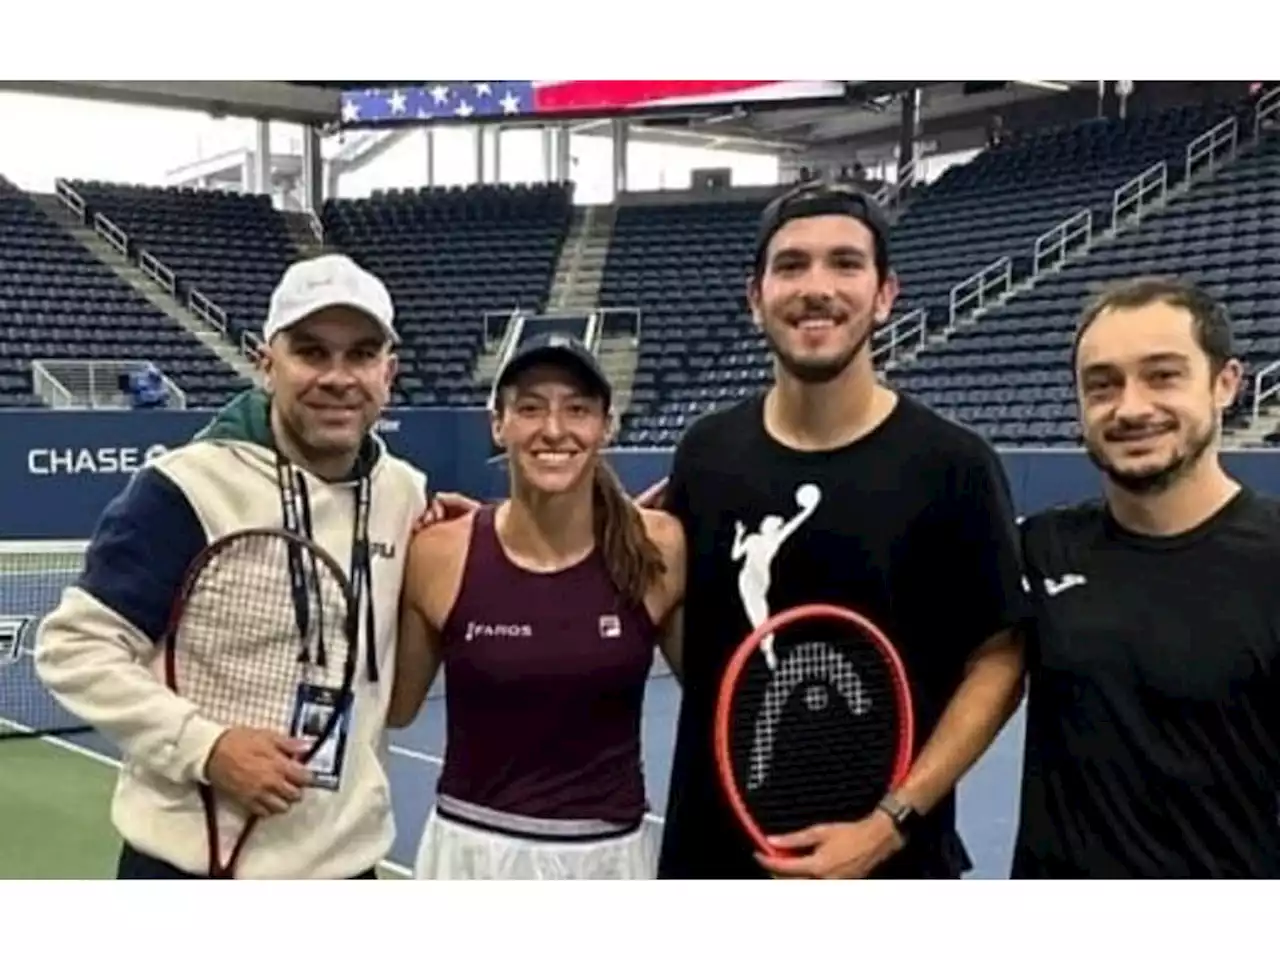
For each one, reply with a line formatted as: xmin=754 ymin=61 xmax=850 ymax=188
xmin=876 ymin=792 xmax=920 ymax=842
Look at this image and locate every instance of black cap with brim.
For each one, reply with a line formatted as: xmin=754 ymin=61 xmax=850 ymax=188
xmin=491 ymin=332 xmax=613 ymax=411
xmin=753 ymin=180 xmax=892 ymax=278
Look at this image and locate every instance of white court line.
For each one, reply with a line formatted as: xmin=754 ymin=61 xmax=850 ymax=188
xmin=2 ymin=718 xmax=416 ymax=878
xmin=388 ymin=742 xmax=668 ymax=826
xmin=3 ymin=722 xmax=663 ymax=878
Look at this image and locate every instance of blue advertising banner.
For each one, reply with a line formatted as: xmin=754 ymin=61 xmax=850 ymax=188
xmin=5 ymin=406 xmax=1280 ymax=540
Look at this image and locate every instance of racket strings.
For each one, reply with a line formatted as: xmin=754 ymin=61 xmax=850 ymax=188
xmin=749 ymin=640 xmax=874 ymax=789
xmin=728 ymin=624 xmax=905 ymax=836
xmin=171 ymin=533 xmax=353 ymax=733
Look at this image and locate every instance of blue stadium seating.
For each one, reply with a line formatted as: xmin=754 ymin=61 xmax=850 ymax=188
xmin=0 ymin=177 xmax=247 ymax=408
xmin=891 ymin=102 xmax=1239 ymax=322
xmin=67 ymin=180 xmax=297 ymax=351
xmin=616 ymin=97 xmax=1263 ymax=447
xmin=320 ymin=183 xmax=574 ymax=407
xmin=5 ymin=91 xmax=1270 ymax=440
xmin=890 ymin=134 xmax=1280 ymax=446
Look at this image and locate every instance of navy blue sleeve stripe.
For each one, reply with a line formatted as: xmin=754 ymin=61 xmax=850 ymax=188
xmin=75 ymin=467 xmax=208 ymax=644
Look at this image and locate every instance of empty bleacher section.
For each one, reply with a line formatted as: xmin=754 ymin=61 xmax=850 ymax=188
xmin=0 ymin=176 xmax=246 ymax=409
xmin=889 ymin=107 xmax=1280 ymax=447
xmin=887 ymin=100 xmax=1241 ymax=330
xmin=320 ymin=183 xmax=573 ymax=407
xmin=67 ymin=180 xmax=297 ymax=352
xmin=5 ymin=87 xmax=1271 ymax=439
xmin=600 ymin=199 xmax=764 ymax=445
xmin=615 ymin=94 xmax=1266 ymax=447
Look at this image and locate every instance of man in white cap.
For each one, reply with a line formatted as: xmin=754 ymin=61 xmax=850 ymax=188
xmin=36 ymin=253 xmax=449 ymax=879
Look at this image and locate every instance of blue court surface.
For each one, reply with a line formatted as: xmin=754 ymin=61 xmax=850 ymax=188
xmin=1 ymin=564 xmax=1027 ymax=879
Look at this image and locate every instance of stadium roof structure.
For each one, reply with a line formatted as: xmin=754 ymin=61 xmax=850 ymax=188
xmin=0 ymin=80 xmax=1097 ymax=157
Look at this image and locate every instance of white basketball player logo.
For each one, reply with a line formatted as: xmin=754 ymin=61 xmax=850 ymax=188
xmin=731 ymin=483 xmax=821 ymax=670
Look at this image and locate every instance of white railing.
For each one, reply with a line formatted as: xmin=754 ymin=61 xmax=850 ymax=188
xmin=873 ymin=159 xmax=920 ymax=212
xmin=92 ymin=213 xmax=129 ymax=258
xmin=486 ymin=315 xmax=529 ymax=409
xmin=1032 ymin=208 xmax=1093 ymax=278
xmin=1185 ymin=116 xmax=1239 ymax=182
xmin=51 ymin=179 xmax=238 ymax=354
xmin=482 ymin=307 xmax=528 ymax=348
xmin=54 ymin=179 xmax=86 ymax=222
xmin=1256 ymin=87 xmax=1280 ymax=138
xmin=949 ymin=257 xmax=1013 ymax=328
xmin=307 ymin=211 xmax=325 ymax=244
xmin=138 ymin=250 xmax=177 ymax=297
xmin=584 ymin=306 xmax=642 ymax=345
xmin=1251 ymin=359 xmax=1280 ymax=422
xmin=189 ymin=289 xmax=228 ymax=335
xmin=1111 ymin=161 xmax=1168 ymax=231
xmin=30 ymin=359 xmax=188 ymax=410
xmin=241 ymin=331 xmax=264 ymax=365
xmin=30 ymin=360 xmax=76 ymax=408
xmin=871 ymin=308 xmax=928 ymax=366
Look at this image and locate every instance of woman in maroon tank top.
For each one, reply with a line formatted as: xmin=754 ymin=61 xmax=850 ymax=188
xmin=387 ymin=333 xmax=686 ymax=880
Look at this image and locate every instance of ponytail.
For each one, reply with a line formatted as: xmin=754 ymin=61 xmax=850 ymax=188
xmin=592 ymin=459 xmax=666 ymax=607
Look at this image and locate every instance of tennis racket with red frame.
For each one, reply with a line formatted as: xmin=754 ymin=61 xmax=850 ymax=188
xmin=714 ymin=603 xmax=915 ymax=857
xmin=161 ymin=527 xmax=359 ymax=879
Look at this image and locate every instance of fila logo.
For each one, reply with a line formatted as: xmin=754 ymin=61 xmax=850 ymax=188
xmin=598 ymin=614 xmax=621 ymax=639
xmin=369 ymin=541 xmax=396 ymax=560
xmin=464 ymin=621 xmax=533 ymax=642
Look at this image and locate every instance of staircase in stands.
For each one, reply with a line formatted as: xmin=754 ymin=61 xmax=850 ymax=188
xmin=548 ymin=205 xmax=615 ymax=312
xmin=31 ymin=188 xmax=259 ymax=385
xmin=547 ymin=206 xmax=640 ymax=415
xmin=282 ymin=210 xmax=328 ymax=260
xmin=470 ymin=204 xmax=641 ymax=414
xmin=872 ymin=91 xmax=1280 ymax=442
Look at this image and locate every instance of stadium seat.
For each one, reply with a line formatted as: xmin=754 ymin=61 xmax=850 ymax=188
xmin=890 ymin=133 xmax=1280 ymax=445
xmin=66 ymin=180 xmax=297 ymax=352
xmin=320 ymin=183 xmax=573 ymax=408
xmin=611 ymin=96 xmax=1261 ymax=447
xmin=0 ymin=177 xmax=249 ymax=409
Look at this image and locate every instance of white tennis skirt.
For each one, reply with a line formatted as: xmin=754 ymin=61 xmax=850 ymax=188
xmin=414 ymin=793 xmax=660 ymax=880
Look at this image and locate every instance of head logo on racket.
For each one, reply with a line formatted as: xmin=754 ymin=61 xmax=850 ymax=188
xmin=715 ymin=603 xmax=915 ymax=857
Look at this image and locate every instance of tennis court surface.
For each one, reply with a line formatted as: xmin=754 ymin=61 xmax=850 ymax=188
xmin=0 ymin=541 xmax=1026 ymax=879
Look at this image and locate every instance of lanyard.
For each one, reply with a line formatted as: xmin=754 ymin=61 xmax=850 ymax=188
xmin=275 ymin=453 xmax=379 ymax=683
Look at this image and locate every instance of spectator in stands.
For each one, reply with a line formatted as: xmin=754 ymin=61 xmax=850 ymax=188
xmin=34 ymin=252 xmax=473 ymax=879
xmin=387 ymin=332 xmax=685 ymax=879
xmin=122 ymin=364 xmax=168 ymax=409
xmin=654 ymin=179 xmax=1029 ymax=880
xmin=1013 ymin=276 xmax=1280 ymax=879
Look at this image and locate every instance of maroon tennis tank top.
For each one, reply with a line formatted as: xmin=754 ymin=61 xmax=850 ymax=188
xmin=434 ymin=505 xmax=658 ymax=823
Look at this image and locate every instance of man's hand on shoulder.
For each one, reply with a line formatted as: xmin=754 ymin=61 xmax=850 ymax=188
xmin=414 ymin=491 xmax=481 ymax=533
xmin=640 ymin=506 xmax=682 ymax=552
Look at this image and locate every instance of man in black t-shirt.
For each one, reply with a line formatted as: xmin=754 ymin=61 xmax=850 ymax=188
xmin=655 ymin=181 xmax=1031 ymax=880
xmin=1014 ymin=276 xmax=1280 ymax=879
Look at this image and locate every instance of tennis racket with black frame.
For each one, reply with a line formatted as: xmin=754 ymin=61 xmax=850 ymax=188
xmin=714 ymin=602 xmax=915 ymax=858
xmin=160 ymin=526 xmax=360 ymax=879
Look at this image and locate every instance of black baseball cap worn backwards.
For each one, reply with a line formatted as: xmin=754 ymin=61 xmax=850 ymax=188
xmin=753 ymin=180 xmax=893 ymax=280
xmin=492 ymin=332 xmax=613 ymax=412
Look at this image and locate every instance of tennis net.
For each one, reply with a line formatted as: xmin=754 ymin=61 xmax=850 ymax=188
xmin=0 ymin=540 xmax=92 ymax=741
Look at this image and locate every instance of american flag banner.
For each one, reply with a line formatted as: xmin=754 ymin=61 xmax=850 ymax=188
xmin=339 ymin=81 xmax=846 ymax=126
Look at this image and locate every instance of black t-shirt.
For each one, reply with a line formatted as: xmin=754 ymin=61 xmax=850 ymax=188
xmin=1013 ymin=488 xmax=1280 ymax=879
xmin=658 ymin=391 xmax=1029 ymax=879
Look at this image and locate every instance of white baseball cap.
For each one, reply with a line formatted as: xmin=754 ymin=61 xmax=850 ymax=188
xmin=263 ymin=253 xmax=398 ymax=344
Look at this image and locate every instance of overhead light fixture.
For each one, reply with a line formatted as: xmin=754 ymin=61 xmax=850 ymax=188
xmin=1015 ymin=81 xmax=1072 ymax=92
